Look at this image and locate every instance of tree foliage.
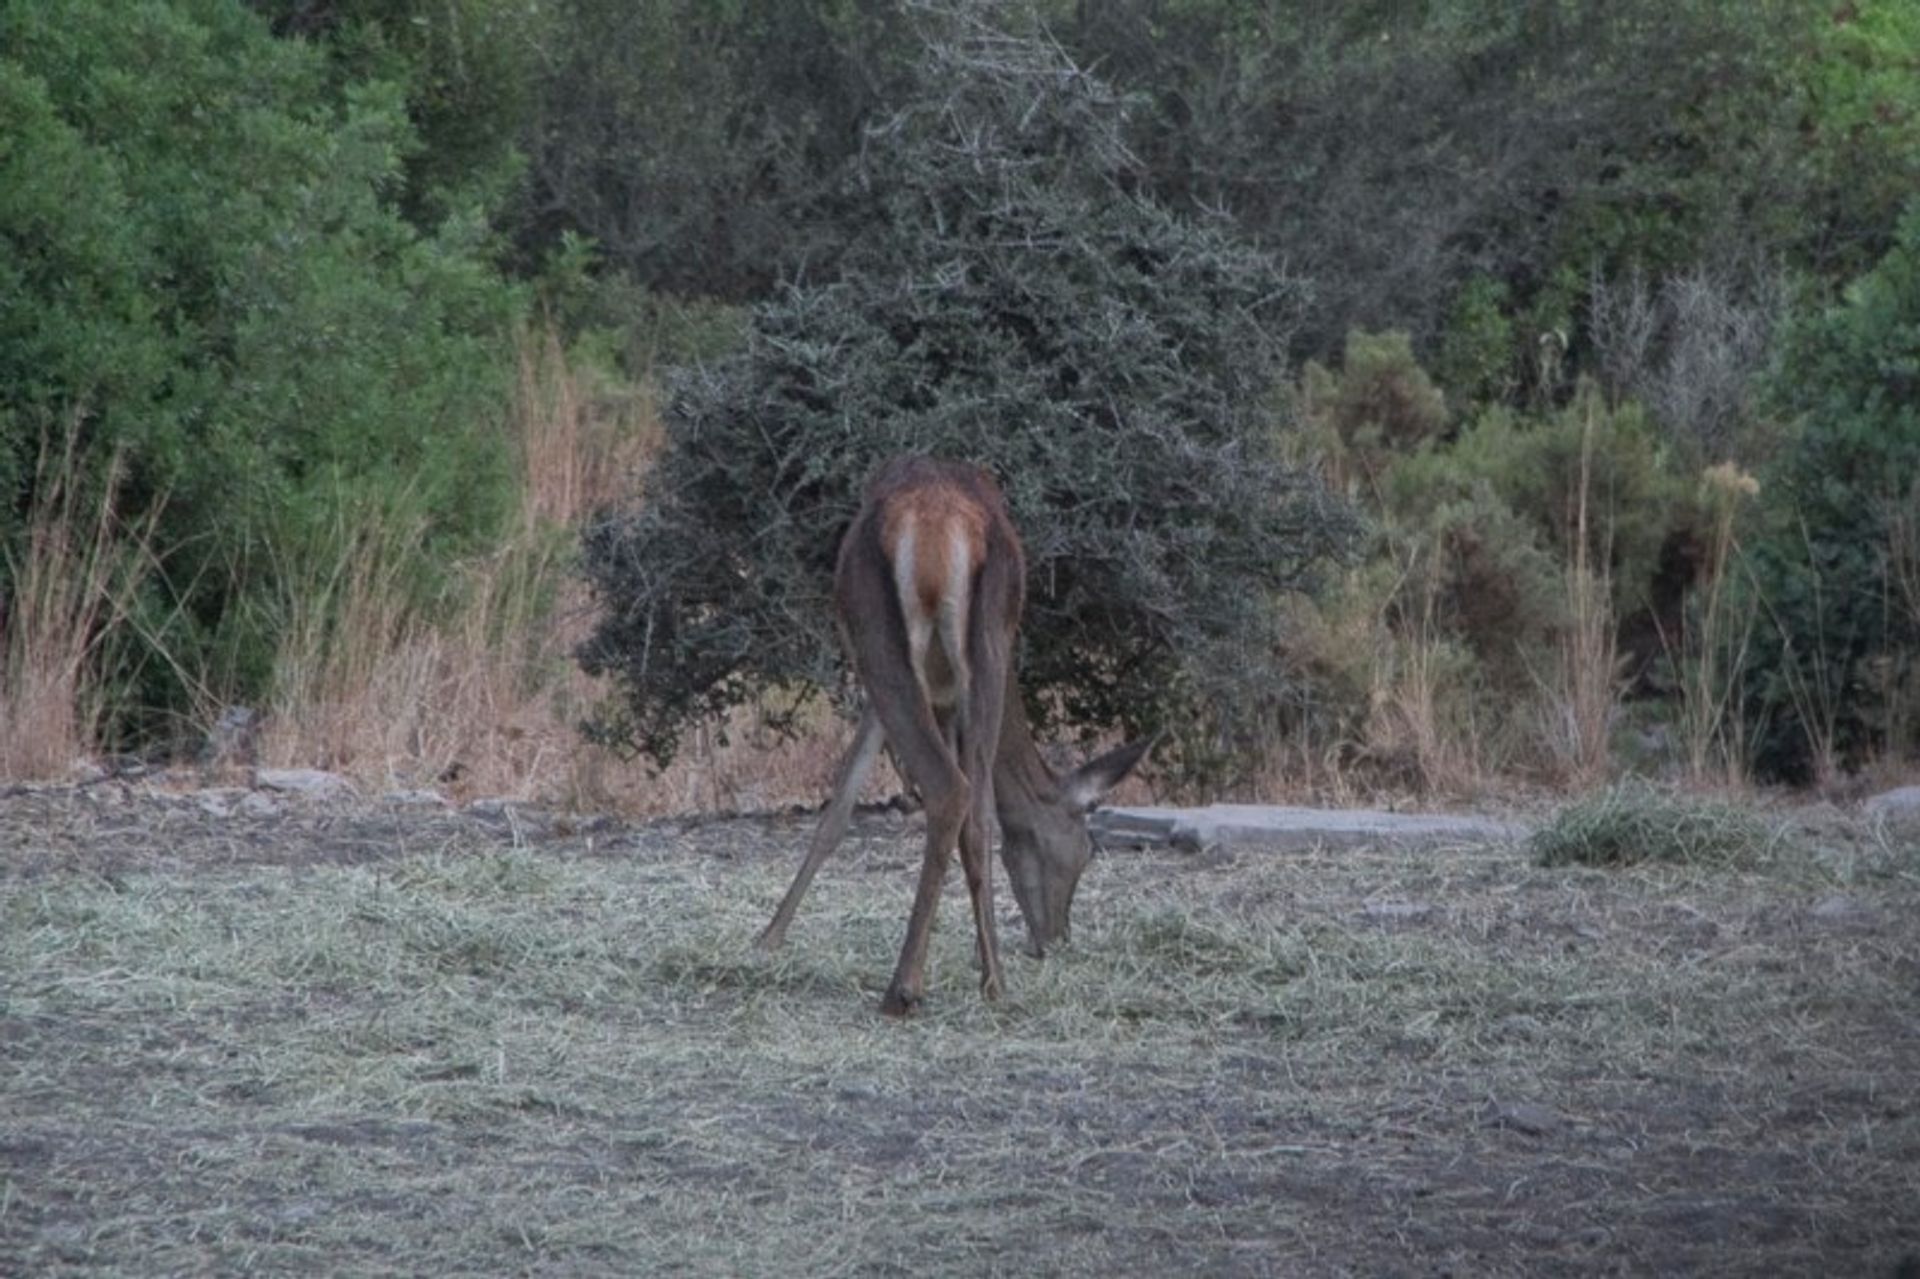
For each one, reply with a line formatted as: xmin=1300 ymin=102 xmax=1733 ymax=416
xmin=1059 ymin=2 xmax=1825 ymax=362
xmin=1744 ymin=206 xmax=1920 ymax=779
xmin=7 ymin=0 xmax=1920 ymax=781
xmin=0 ymin=0 xmax=522 ymax=736
xmin=513 ymin=0 xmax=917 ymax=302
xmin=577 ymin=20 xmax=1357 ymax=776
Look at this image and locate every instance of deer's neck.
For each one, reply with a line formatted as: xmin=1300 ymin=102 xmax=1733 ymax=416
xmin=991 ymin=677 xmax=1061 ymax=820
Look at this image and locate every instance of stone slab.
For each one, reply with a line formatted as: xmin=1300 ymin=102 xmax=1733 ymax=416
xmin=1092 ymin=803 xmax=1527 ymax=852
xmin=1863 ymin=785 xmax=1920 ymax=831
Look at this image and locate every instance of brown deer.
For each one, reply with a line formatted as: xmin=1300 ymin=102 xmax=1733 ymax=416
xmin=755 ymin=456 xmax=1152 ymax=1015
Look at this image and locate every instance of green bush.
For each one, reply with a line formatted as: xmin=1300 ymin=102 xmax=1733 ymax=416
xmin=1299 ymin=330 xmax=1449 ymax=477
xmin=1294 ymin=335 xmax=1704 ymax=780
xmin=577 ymin=22 xmax=1357 ymax=778
xmin=1434 ymin=276 xmax=1517 ymax=411
xmin=247 ymin=0 xmax=549 ymax=233
xmin=1447 ymin=387 xmax=1686 ymax=619
xmin=1364 ymin=382 xmax=1688 ymax=677
xmin=0 ymin=0 xmax=523 ymax=742
xmin=1744 ymin=205 xmax=1920 ymax=780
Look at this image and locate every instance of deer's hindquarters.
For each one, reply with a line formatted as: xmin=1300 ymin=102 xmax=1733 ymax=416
xmin=881 ymin=492 xmax=987 ymax=711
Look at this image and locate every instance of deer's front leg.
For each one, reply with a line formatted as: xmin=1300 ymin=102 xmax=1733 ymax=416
xmin=958 ymin=806 xmax=1002 ymax=1001
xmin=757 ymin=706 xmax=883 ymax=952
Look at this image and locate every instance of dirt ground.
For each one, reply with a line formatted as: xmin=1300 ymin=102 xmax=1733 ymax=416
xmin=2 ymin=780 xmax=1916 ymax=1276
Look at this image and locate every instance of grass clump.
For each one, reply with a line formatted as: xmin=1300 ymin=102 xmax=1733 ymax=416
xmin=1530 ymin=782 xmax=1779 ymax=869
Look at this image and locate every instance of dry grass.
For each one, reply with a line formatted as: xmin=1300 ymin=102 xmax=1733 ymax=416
xmin=1670 ymin=464 xmax=1762 ymax=787
xmin=257 ymin=330 xmax=668 ymax=804
xmin=249 ymin=328 xmax=879 ymax=815
xmin=1530 ymin=782 xmax=1784 ymax=869
xmin=1374 ymin=606 xmax=1486 ymax=797
xmin=2 ymin=787 xmax=1915 ymax=1275
xmin=1538 ymin=396 xmax=1622 ymax=787
xmin=0 ymin=432 xmax=157 ymax=778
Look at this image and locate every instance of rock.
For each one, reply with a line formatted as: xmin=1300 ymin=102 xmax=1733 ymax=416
xmin=67 ymin=759 xmax=108 ymax=785
xmin=236 ymin=792 xmax=281 ymax=818
xmin=1863 ymin=785 xmax=1920 ymax=831
xmin=253 ymin=768 xmax=356 ymax=799
xmin=1092 ymin=804 xmax=1527 ymax=853
xmin=383 ymin=788 xmax=449 ymax=807
xmin=1483 ymin=1101 xmax=1563 ymax=1136
xmin=1810 ymin=894 xmax=1875 ymax=928
xmin=194 ymin=788 xmax=249 ymax=818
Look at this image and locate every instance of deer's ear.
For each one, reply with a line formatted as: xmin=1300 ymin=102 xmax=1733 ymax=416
xmin=1063 ymin=734 xmax=1157 ymax=813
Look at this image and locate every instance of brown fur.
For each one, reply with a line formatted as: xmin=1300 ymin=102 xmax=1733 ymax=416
xmin=754 ymin=455 xmax=1151 ymax=1015
xmin=879 ymin=484 xmax=989 ymax=622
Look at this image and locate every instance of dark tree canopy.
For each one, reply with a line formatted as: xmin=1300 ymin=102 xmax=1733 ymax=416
xmin=577 ymin=17 xmax=1357 ymax=777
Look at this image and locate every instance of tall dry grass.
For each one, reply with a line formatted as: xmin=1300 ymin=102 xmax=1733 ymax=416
xmin=1537 ymin=395 xmax=1622 ymax=787
xmin=0 ymin=428 xmax=157 ymax=778
xmin=0 ymin=334 xmax=879 ymax=813
xmin=1371 ymin=565 xmax=1487 ymax=797
xmin=1667 ymin=463 xmax=1760 ymax=786
xmin=253 ymin=328 xmax=857 ymax=813
xmin=258 ymin=329 xmax=649 ymax=800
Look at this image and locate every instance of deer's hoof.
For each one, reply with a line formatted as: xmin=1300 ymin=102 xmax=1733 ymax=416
xmin=879 ymin=986 xmax=923 ymax=1018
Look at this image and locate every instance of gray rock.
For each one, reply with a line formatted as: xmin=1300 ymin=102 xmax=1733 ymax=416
xmin=1863 ymin=785 xmax=1920 ymax=830
xmin=1483 ymin=1101 xmax=1563 ymax=1136
xmin=254 ymin=767 xmax=356 ymax=799
xmin=194 ymin=788 xmax=249 ymax=818
xmin=383 ymin=788 xmax=449 ymax=807
xmin=1810 ymin=894 xmax=1875 ymax=927
xmin=1092 ymin=804 xmax=1527 ymax=853
xmin=236 ymin=792 xmax=281 ymax=818
xmin=67 ymin=759 xmax=108 ymax=785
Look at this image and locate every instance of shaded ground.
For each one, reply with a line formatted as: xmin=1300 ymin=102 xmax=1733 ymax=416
xmin=2 ymin=782 xmax=1917 ymax=1276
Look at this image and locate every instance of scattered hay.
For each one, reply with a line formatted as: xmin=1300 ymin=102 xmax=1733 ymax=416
xmin=1 ymin=789 xmax=1915 ymax=1276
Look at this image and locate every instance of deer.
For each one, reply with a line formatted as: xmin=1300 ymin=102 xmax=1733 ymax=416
xmin=754 ymin=456 xmax=1152 ymax=1015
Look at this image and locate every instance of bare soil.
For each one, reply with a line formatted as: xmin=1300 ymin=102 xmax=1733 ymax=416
xmin=2 ymin=781 xmax=1916 ymax=1276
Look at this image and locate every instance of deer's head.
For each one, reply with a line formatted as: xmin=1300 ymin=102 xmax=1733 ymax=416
xmin=995 ymin=736 xmax=1153 ymax=956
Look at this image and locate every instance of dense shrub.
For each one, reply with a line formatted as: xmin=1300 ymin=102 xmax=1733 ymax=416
xmin=577 ymin=22 xmax=1357 ymax=777
xmin=248 ymin=0 xmax=550 ymax=232
xmin=1296 ymin=337 xmax=1704 ymax=783
xmin=1434 ymin=277 xmax=1519 ymax=412
xmin=1744 ymin=207 xmax=1920 ymax=780
xmin=0 ymin=0 xmax=523 ymax=741
xmin=1587 ymin=265 xmax=1789 ymax=465
xmin=1061 ymin=1 xmax=1825 ymax=366
xmin=1298 ymin=331 xmax=1449 ymax=481
xmin=512 ymin=0 xmax=916 ymax=302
